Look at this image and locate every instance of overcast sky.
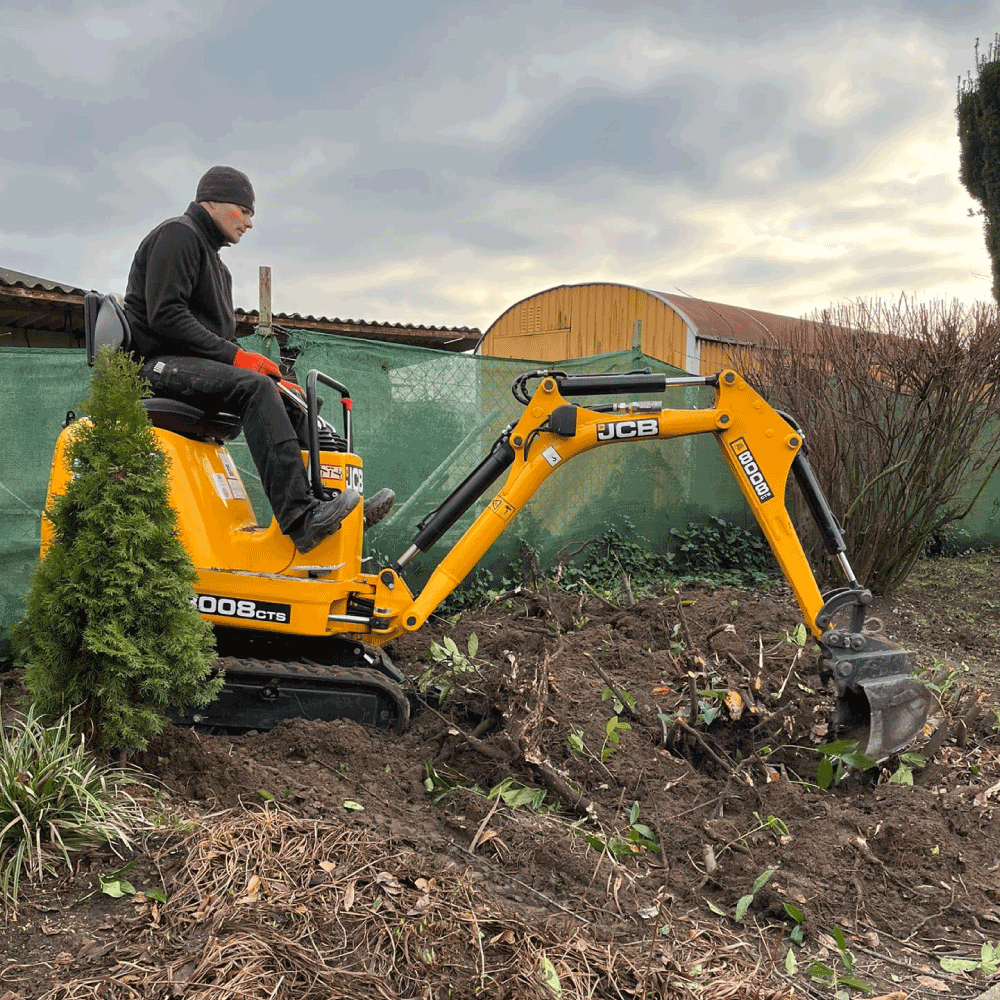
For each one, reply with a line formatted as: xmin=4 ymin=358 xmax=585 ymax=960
xmin=3 ymin=1 xmax=998 ymax=333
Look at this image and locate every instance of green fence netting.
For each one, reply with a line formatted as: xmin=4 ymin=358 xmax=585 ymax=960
xmin=272 ymin=331 xmax=752 ymax=590
xmin=0 ymin=348 xmax=92 ymax=647
xmin=7 ymin=332 xmax=1000 ymax=651
xmin=0 ymin=337 xmax=754 ymax=648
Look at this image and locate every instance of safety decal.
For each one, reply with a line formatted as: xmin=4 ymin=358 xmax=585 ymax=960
xmin=195 ymin=594 xmax=291 ymax=623
xmin=596 ymin=418 xmax=658 ymax=441
xmin=490 ymin=496 xmax=516 ymax=521
xmin=729 ymin=438 xmax=774 ymax=503
xmin=320 ymin=464 xmax=344 ymax=482
xmin=211 ymin=473 xmax=232 ymax=500
xmin=541 ymin=445 xmax=562 ymax=467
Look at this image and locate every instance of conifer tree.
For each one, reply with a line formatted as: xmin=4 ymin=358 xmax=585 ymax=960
xmin=15 ymin=348 xmax=222 ymax=754
xmin=957 ymin=34 xmax=1000 ymax=303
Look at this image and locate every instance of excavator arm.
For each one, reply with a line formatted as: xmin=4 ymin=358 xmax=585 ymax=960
xmin=367 ymin=368 xmax=930 ymax=761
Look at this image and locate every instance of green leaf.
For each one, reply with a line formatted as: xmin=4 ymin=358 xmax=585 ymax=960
xmin=567 ymin=732 xmax=585 ymax=754
xmin=838 ymin=974 xmax=872 ymax=993
xmin=539 ymin=953 xmax=562 ymax=997
xmin=751 ymin=868 xmax=776 ymax=895
xmin=816 ymin=739 xmax=860 ymax=756
xmin=629 ymin=801 xmax=640 ymax=825
xmin=467 ymin=632 xmax=479 ymax=658
xmin=343 ymin=800 xmax=365 ymax=811
xmin=888 ymin=764 xmax=914 ymax=785
xmin=705 ymin=898 xmax=727 ymax=917
xmin=99 ymin=876 xmax=136 ymax=898
xmin=783 ymin=902 xmax=804 ymax=924
xmin=499 ymin=786 xmax=543 ymax=810
xmin=785 ymin=948 xmax=798 ymax=974
xmin=807 ymin=960 xmax=835 ymax=981
xmin=144 ymin=888 xmax=168 ymax=904
xmin=734 ymin=893 xmax=753 ymax=922
xmin=816 ymin=756 xmax=833 ymax=789
xmin=940 ymin=957 xmax=983 ymax=973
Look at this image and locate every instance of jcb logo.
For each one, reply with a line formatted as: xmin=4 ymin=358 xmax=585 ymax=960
xmin=729 ymin=438 xmax=774 ymax=503
xmin=347 ymin=466 xmax=363 ymax=493
xmin=596 ymin=418 xmax=658 ymax=441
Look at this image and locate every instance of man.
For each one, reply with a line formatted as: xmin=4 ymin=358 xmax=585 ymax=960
xmin=124 ymin=165 xmax=392 ymax=553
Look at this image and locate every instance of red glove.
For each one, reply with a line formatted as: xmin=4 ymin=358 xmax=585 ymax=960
xmin=234 ymin=348 xmax=280 ymax=379
xmin=280 ymin=379 xmax=305 ymax=398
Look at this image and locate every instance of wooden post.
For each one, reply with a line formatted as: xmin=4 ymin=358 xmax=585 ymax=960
xmin=259 ymin=265 xmax=272 ymax=338
xmin=631 ymin=318 xmax=642 ymax=351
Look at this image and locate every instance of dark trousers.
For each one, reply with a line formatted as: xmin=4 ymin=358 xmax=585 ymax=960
xmin=139 ymin=356 xmax=314 ymax=533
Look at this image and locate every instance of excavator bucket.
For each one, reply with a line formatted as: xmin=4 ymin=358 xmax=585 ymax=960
xmin=821 ymin=636 xmax=932 ymax=762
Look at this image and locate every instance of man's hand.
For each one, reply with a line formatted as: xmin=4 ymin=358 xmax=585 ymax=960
xmin=234 ymin=348 xmax=280 ymax=378
xmin=279 ymin=379 xmax=305 ymax=398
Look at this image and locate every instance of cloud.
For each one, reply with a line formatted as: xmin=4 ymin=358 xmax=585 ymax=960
xmin=5 ymin=1 xmax=209 ymax=88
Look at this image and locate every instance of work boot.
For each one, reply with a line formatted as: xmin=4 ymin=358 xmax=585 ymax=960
xmin=363 ymin=487 xmax=396 ymax=528
xmin=289 ymin=489 xmax=361 ymax=554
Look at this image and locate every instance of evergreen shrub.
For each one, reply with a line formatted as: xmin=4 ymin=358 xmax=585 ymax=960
xmin=13 ymin=348 xmax=221 ymax=754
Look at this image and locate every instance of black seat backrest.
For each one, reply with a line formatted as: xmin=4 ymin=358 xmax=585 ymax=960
xmin=82 ymin=290 xmax=242 ymax=443
xmin=84 ymin=291 xmax=131 ymax=366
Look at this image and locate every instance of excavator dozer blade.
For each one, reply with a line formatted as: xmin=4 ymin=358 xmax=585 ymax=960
xmin=821 ymin=636 xmax=932 ymax=762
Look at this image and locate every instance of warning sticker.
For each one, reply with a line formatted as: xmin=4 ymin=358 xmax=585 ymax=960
xmin=490 ymin=496 xmax=516 ymax=521
xmin=211 ymin=473 xmax=232 ymax=500
xmin=218 ymin=451 xmax=238 ymax=478
xmin=541 ymin=446 xmax=562 ymax=468
xmin=227 ymin=477 xmax=247 ymax=500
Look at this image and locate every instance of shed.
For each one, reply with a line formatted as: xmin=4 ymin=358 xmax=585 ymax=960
xmin=478 ymin=282 xmax=811 ymax=375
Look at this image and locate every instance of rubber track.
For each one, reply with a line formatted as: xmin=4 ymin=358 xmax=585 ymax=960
xmin=175 ymin=655 xmax=411 ymax=735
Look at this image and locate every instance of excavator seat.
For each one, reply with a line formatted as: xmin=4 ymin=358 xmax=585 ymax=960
xmin=83 ymin=291 xmax=242 ymax=443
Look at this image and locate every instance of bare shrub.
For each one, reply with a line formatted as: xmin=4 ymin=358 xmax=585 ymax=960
xmin=735 ymin=296 xmax=1000 ymax=594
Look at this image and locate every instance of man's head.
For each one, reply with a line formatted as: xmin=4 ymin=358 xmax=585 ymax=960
xmin=196 ymin=166 xmax=255 ymax=244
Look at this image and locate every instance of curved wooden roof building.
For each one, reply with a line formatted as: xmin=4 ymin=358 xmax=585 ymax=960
xmin=479 ymin=282 xmax=812 ymax=375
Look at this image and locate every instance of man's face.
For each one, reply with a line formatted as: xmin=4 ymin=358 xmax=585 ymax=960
xmin=202 ymin=201 xmax=254 ymax=244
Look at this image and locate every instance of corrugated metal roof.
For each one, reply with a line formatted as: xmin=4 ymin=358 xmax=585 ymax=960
xmin=0 ymin=267 xmax=88 ymax=295
xmin=1 ymin=268 xmax=480 ymax=350
xmin=649 ymin=290 xmax=811 ymax=346
xmin=234 ymin=307 xmax=479 ymax=340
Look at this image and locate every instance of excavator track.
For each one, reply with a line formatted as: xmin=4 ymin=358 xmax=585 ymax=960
xmin=170 ymin=654 xmax=411 ymax=736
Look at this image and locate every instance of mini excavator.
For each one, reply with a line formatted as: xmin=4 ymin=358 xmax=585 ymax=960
xmin=41 ymin=293 xmax=932 ymax=762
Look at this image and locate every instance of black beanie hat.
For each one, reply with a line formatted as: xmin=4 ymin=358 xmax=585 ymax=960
xmin=196 ymin=166 xmax=255 ymax=213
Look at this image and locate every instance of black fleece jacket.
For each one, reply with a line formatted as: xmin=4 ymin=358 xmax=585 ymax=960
xmin=124 ymin=202 xmax=240 ymax=364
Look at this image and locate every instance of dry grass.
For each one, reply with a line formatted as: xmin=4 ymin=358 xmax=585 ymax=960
xmin=33 ymin=807 xmax=795 ymax=999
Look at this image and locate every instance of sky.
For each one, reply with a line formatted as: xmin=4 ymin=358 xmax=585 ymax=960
xmin=3 ymin=1 xmax=999 ymax=334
